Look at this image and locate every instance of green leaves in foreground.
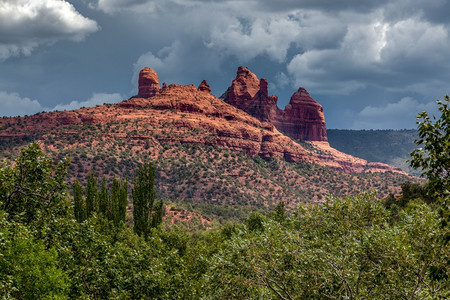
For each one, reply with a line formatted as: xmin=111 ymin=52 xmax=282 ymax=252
xmin=0 ymin=211 xmax=69 ymax=299
xmin=0 ymin=142 xmax=70 ymax=226
xmin=0 ymin=143 xmax=448 ymax=299
xmin=410 ymin=95 xmax=449 ymax=198
xmin=205 ymin=192 xmax=449 ymax=299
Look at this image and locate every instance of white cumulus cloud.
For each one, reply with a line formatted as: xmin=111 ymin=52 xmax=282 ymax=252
xmin=132 ymin=41 xmax=182 ymax=87
xmin=0 ymin=0 xmax=99 ymax=60
xmin=286 ymin=12 xmax=450 ymax=97
xmin=0 ymin=91 xmax=122 ymax=117
xmin=0 ymin=91 xmax=44 ymax=117
xmin=52 ymin=93 xmax=123 ymax=111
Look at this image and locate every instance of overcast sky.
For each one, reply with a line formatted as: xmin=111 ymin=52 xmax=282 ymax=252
xmin=1 ymin=0 xmax=449 ymax=129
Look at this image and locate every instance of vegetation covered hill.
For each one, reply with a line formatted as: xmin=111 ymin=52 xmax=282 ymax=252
xmin=0 ymin=85 xmax=448 ymax=298
xmin=0 ymin=67 xmax=412 ymax=214
xmin=0 ymin=80 xmax=413 ymax=216
xmin=327 ymin=129 xmax=419 ymax=175
xmin=0 ymin=139 xmax=447 ymax=298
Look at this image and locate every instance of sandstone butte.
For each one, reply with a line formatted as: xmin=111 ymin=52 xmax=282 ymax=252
xmin=0 ymin=67 xmax=406 ymax=175
xmin=221 ymin=66 xmax=327 ymax=142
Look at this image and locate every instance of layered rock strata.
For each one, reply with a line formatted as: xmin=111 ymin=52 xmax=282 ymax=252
xmin=0 ymin=67 xmax=406 ymax=175
xmin=138 ymin=67 xmax=160 ymax=98
xmin=221 ymin=66 xmax=327 ymax=141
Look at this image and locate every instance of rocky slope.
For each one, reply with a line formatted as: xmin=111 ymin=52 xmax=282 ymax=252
xmin=221 ymin=66 xmax=327 ymax=141
xmin=0 ymin=67 xmax=413 ymax=210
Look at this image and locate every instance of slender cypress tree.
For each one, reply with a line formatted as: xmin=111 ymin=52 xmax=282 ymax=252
xmin=118 ymin=179 xmax=128 ymax=224
xmin=98 ymin=177 xmax=109 ymax=217
xmin=110 ymin=176 xmax=117 ymax=222
xmin=111 ymin=176 xmax=127 ymax=225
xmin=132 ymin=162 xmax=160 ymax=237
xmin=73 ymin=179 xmax=86 ymax=222
xmin=85 ymin=171 xmax=97 ymax=217
xmin=151 ymin=199 xmax=164 ymax=228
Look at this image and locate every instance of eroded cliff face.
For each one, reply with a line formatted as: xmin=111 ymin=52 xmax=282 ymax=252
xmin=0 ymin=67 xmax=406 ymax=175
xmin=120 ymin=78 xmax=314 ymax=164
xmin=220 ymin=67 xmax=278 ymax=123
xmin=221 ymin=67 xmax=327 ymax=141
xmin=273 ymin=87 xmax=327 ymax=142
xmin=138 ymin=67 xmax=160 ymax=98
xmin=116 ymin=67 xmax=401 ymax=174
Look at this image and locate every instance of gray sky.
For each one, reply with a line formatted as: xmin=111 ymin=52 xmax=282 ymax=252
xmin=1 ymin=0 xmax=449 ymax=129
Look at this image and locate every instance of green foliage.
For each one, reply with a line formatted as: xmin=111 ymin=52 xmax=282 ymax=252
xmin=383 ymin=181 xmax=434 ymax=224
xmin=409 ymin=96 xmax=449 ymax=250
xmin=73 ymin=174 xmax=128 ymax=226
xmin=151 ymin=198 xmax=164 ymax=228
xmin=85 ymin=171 xmax=97 ymax=217
xmin=245 ymin=212 xmax=265 ymax=232
xmin=410 ymin=95 xmax=450 ymax=198
xmin=133 ymin=162 xmax=163 ymax=237
xmin=110 ymin=175 xmax=128 ymax=225
xmin=0 ymin=212 xmax=69 ymax=299
xmin=272 ymin=201 xmax=287 ymax=224
xmin=0 ymin=142 xmax=70 ymax=226
xmin=73 ymin=179 xmax=86 ymax=222
xmin=0 ymin=143 xmax=448 ymax=298
xmin=98 ymin=177 xmax=109 ymax=217
xmin=204 ymin=192 xmax=449 ymax=299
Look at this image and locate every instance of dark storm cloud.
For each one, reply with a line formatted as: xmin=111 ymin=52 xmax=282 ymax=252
xmin=87 ymin=0 xmax=158 ymax=14
xmin=382 ymin=0 xmax=450 ymax=24
xmin=256 ymin=0 xmax=391 ymax=13
xmin=1 ymin=0 xmax=449 ymax=129
xmin=188 ymin=0 xmax=390 ymax=13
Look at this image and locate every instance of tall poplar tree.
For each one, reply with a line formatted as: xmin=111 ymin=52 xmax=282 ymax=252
xmin=132 ymin=162 xmax=162 ymax=237
xmin=111 ymin=176 xmax=128 ymax=225
xmin=98 ymin=177 xmax=109 ymax=217
xmin=118 ymin=179 xmax=128 ymax=225
xmin=73 ymin=179 xmax=85 ymax=222
xmin=85 ymin=171 xmax=97 ymax=217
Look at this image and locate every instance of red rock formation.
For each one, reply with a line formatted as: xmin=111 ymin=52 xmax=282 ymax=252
xmin=0 ymin=66 xmax=407 ymax=176
xmin=138 ymin=67 xmax=160 ymax=98
xmin=273 ymin=88 xmax=327 ymax=141
xmin=198 ymin=80 xmax=211 ymax=93
xmin=221 ymin=67 xmax=327 ymax=141
xmin=221 ymin=67 xmax=278 ymax=123
xmin=223 ymin=66 xmax=260 ymax=104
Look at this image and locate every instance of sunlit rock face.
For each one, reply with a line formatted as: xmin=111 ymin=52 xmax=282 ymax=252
xmin=221 ymin=67 xmax=327 ymax=141
xmin=138 ymin=67 xmax=160 ymax=98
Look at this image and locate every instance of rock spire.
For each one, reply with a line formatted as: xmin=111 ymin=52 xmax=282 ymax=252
xmin=221 ymin=67 xmax=327 ymax=141
xmin=138 ymin=67 xmax=160 ymax=98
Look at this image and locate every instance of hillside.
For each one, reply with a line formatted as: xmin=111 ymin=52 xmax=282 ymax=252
xmin=0 ymin=67 xmax=415 ymax=216
xmin=327 ymin=129 xmax=420 ymax=175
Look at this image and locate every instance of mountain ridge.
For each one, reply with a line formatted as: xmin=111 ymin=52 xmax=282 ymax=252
xmin=0 ymin=67 xmax=414 ymax=208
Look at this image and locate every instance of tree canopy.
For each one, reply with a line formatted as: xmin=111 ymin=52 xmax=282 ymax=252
xmin=0 ymin=119 xmax=448 ymax=298
xmin=410 ymin=95 xmax=449 ymax=197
